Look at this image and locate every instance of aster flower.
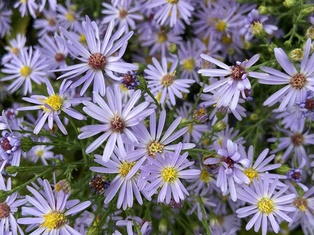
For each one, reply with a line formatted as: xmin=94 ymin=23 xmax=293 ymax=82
xmin=273 ymin=106 xmax=305 ymax=132
xmin=0 ymin=2 xmax=12 ymax=38
xmin=146 ymin=0 xmax=194 ymax=27
xmin=0 ymin=47 xmax=47 ymax=95
xmin=56 ymin=16 xmax=138 ymax=96
xmin=126 ymin=109 xmax=195 ymax=162
xmin=56 ymin=0 xmax=81 ymax=31
xmin=101 ymin=1 xmax=143 ymax=32
xmin=115 ymin=216 xmax=152 ymax=235
xmin=203 ymin=139 xmax=250 ymax=202
xmin=34 ymin=9 xmax=59 ymax=37
xmin=1 ymin=34 xmax=27 ymax=64
xmin=17 ymin=79 xmax=87 ymax=135
xmin=18 ymin=178 xmax=91 ymax=235
xmin=14 ymin=0 xmax=38 ymax=18
xmin=142 ymin=143 xmax=201 ymax=204
xmin=39 ymin=0 xmax=57 ymax=11
xmin=254 ymin=38 xmax=314 ymax=111
xmin=38 ymin=35 xmax=68 ymax=72
xmin=236 ymin=173 xmax=296 ymax=235
xmin=0 ymin=176 xmax=26 ymax=235
xmin=78 ymin=85 xmax=154 ymax=162
xmin=268 ymin=127 xmax=314 ymax=167
xmin=24 ymin=137 xmax=55 ymax=165
xmin=90 ymin=147 xmax=146 ymax=210
xmin=198 ymin=53 xmax=261 ymax=110
xmin=297 ymin=90 xmax=314 ymax=121
xmin=145 ymin=57 xmax=194 ymax=106
xmin=238 ymin=145 xmax=284 ymax=184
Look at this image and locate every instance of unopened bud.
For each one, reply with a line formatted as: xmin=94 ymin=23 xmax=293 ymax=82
xmin=306 ymin=26 xmax=314 ymax=40
xmin=168 ymin=44 xmax=177 ymax=54
xmin=5 ymin=166 xmax=19 ymax=174
xmin=251 ymin=21 xmax=265 ymax=38
xmin=213 ymin=121 xmax=226 ymax=132
xmin=276 ymin=164 xmax=291 ymax=175
xmin=283 ymin=0 xmax=297 ymax=8
xmin=301 ymin=5 xmax=314 ymax=15
xmin=86 ymin=226 xmax=100 ymax=235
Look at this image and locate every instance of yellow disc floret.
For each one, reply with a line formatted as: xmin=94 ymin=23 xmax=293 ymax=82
xmin=183 ymin=58 xmax=195 ymax=71
xmin=119 ymin=161 xmax=136 ymax=177
xmin=41 ymin=211 xmax=67 ymax=230
xmin=216 ymin=21 xmax=227 ymax=32
xmin=200 ymin=169 xmax=211 ymax=183
xmin=162 ymin=167 xmax=178 ymax=183
xmin=148 ymin=141 xmax=164 ymax=158
xmin=42 ymin=94 xmax=63 ymax=112
xmin=65 ymin=12 xmax=75 ymax=22
xmin=257 ymin=197 xmax=274 ymax=214
xmin=244 ymin=168 xmax=258 ymax=183
xmin=20 ymin=66 xmax=32 ymax=77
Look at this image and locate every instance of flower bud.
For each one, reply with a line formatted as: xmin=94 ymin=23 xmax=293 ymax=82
xmin=168 ymin=43 xmax=178 ymax=54
xmin=283 ymin=0 xmax=297 ymax=8
xmin=5 ymin=166 xmax=19 ymax=174
xmin=306 ymin=26 xmax=314 ymax=40
xmin=213 ymin=121 xmax=226 ymax=132
xmin=289 ymin=48 xmax=303 ymax=61
xmin=276 ymin=164 xmax=291 ymax=175
xmin=251 ymin=21 xmax=265 ymax=38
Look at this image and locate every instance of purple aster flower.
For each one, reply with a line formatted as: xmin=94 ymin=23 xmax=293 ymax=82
xmin=90 ymin=147 xmax=146 ymax=210
xmin=273 ymin=106 xmax=305 ymax=132
xmin=17 ymin=79 xmax=87 ymax=135
xmin=24 ymin=137 xmax=55 ymax=165
xmin=297 ymin=90 xmax=314 ymax=120
xmin=287 ymin=183 xmax=314 ymax=233
xmin=120 ymin=71 xmax=140 ymax=90
xmin=146 ymin=0 xmax=194 ymax=27
xmin=199 ymin=53 xmax=261 ymax=110
xmin=0 ymin=176 xmax=26 ymax=235
xmin=236 ymin=173 xmax=296 ymax=235
xmin=14 ymin=0 xmax=38 ymax=18
xmin=18 ymin=178 xmax=91 ymax=235
xmin=101 ymin=1 xmax=143 ymax=32
xmin=268 ymin=127 xmax=314 ymax=167
xmin=39 ymin=0 xmax=57 ymax=12
xmin=56 ymin=0 xmax=82 ymax=31
xmin=141 ymin=143 xmax=201 ymax=204
xmin=1 ymin=34 xmax=27 ymax=64
xmin=55 ymin=16 xmax=138 ymax=96
xmin=238 ymin=145 xmax=284 ymax=184
xmin=254 ymin=38 xmax=314 ymax=111
xmin=78 ymin=85 xmax=154 ymax=162
xmin=0 ymin=2 xmax=12 ymax=38
xmin=204 ymin=139 xmax=250 ymax=201
xmin=145 ymin=57 xmax=194 ymax=106
xmin=0 ymin=47 xmax=47 ymax=95
xmin=34 ymin=9 xmax=59 ymax=37
xmin=126 ymin=109 xmax=195 ymax=162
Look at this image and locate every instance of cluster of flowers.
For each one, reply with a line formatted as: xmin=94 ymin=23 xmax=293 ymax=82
xmin=1 ymin=0 xmax=314 ymax=234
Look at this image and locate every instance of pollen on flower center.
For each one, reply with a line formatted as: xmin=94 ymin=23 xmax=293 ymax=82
xmin=290 ymin=73 xmax=306 ymax=89
xmin=88 ymin=53 xmax=106 ymax=70
xmin=200 ymin=169 xmax=211 ymax=183
xmin=157 ymin=32 xmax=167 ymax=43
xmin=110 ymin=114 xmax=125 ymax=132
xmin=20 ymin=65 xmax=32 ymax=77
xmin=290 ymin=132 xmax=304 ymax=146
xmin=41 ymin=211 xmax=68 ymax=230
xmin=167 ymin=0 xmax=179 ymax=4
xmin=183 ymin=58 xmax=195 ymax=71
xmin=65 ymin=12 xmax=75 ymax=22
xmin=79 ymin=34 xmax=86 ymax=44
xmin=55 ymin=53 xmax=65 ymax=62
xmin=216 ymin=21 xmax=227 ymax=32
xmin=257 ymin=197 xmax=274 ymax=214
xmin=293 ymin=197 xmax=308 ymax=212
xmin=42 ymin=94 xmax=63 ymax=111
xmin=1 ymin=138 xmax=12 ymax=151
xmin=0 ymin=203 xmax=10 ymax=219
xmin=244 ymin=168 xmax=258 ymax=183
xmin=161 ymin=73 xmax=175 ymax=87
xmin=162 ymin=167 xmax=178 ymax=183
xmin=36 ymin=149 xmax=44 ymax=157
xmin=119 ymin=161 xmax=136 ymax=177
xmin=147 ymin=141 xmax=164 ymax=158
xmin=231 ymin=65 xmax=246 ymax=81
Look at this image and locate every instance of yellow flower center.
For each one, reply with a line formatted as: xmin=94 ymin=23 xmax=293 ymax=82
xmin=20 ymin=66 xmax=32 ymax=77
xmin=216 ymin=21 xmax=227 ymax=32
xmin=183 ymin=58 xmax=195 ymax=71
xmin=79 ymin=34 xmax=86 ymax=44
xmin=161 ymin=73 xmax=175 ymax=87
xmin=119 ymin=161 xmax=136 ymax=177
xmin=157 ymin=32 xmax=167 ymax=43
xmin=41 ymin=211 xmax=68 ymax=230
xmin=290 ymin=73 xmax=307 ymax=90
xmin=147 ymin=141 xmax=164 ymax=158
xmin=221 ymin=34 xmax=232 ymax=44
xmin=162 ymin=167 xmax=177 ymax=183
xmin=65 ymin=12 xmax=75 ymax=22
xmin=41 ymin=94 xmax=63 ymax=112
xmin=200 ymin=169 xmax=211 ymax=183
xmin=167 ymin=0 xmax=179 ymax=3
xmin=293 ymin=197 xmax=308 ymax=212
xmin=20 ymin=0 xmax=27 ymax=3
xmin=244 ymin=168 xmax=258 ymax=183
xmin=36 ymin=149 xmax=44 ymax=157
xmin=257 ymin=197 xmax=274 ymax=214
